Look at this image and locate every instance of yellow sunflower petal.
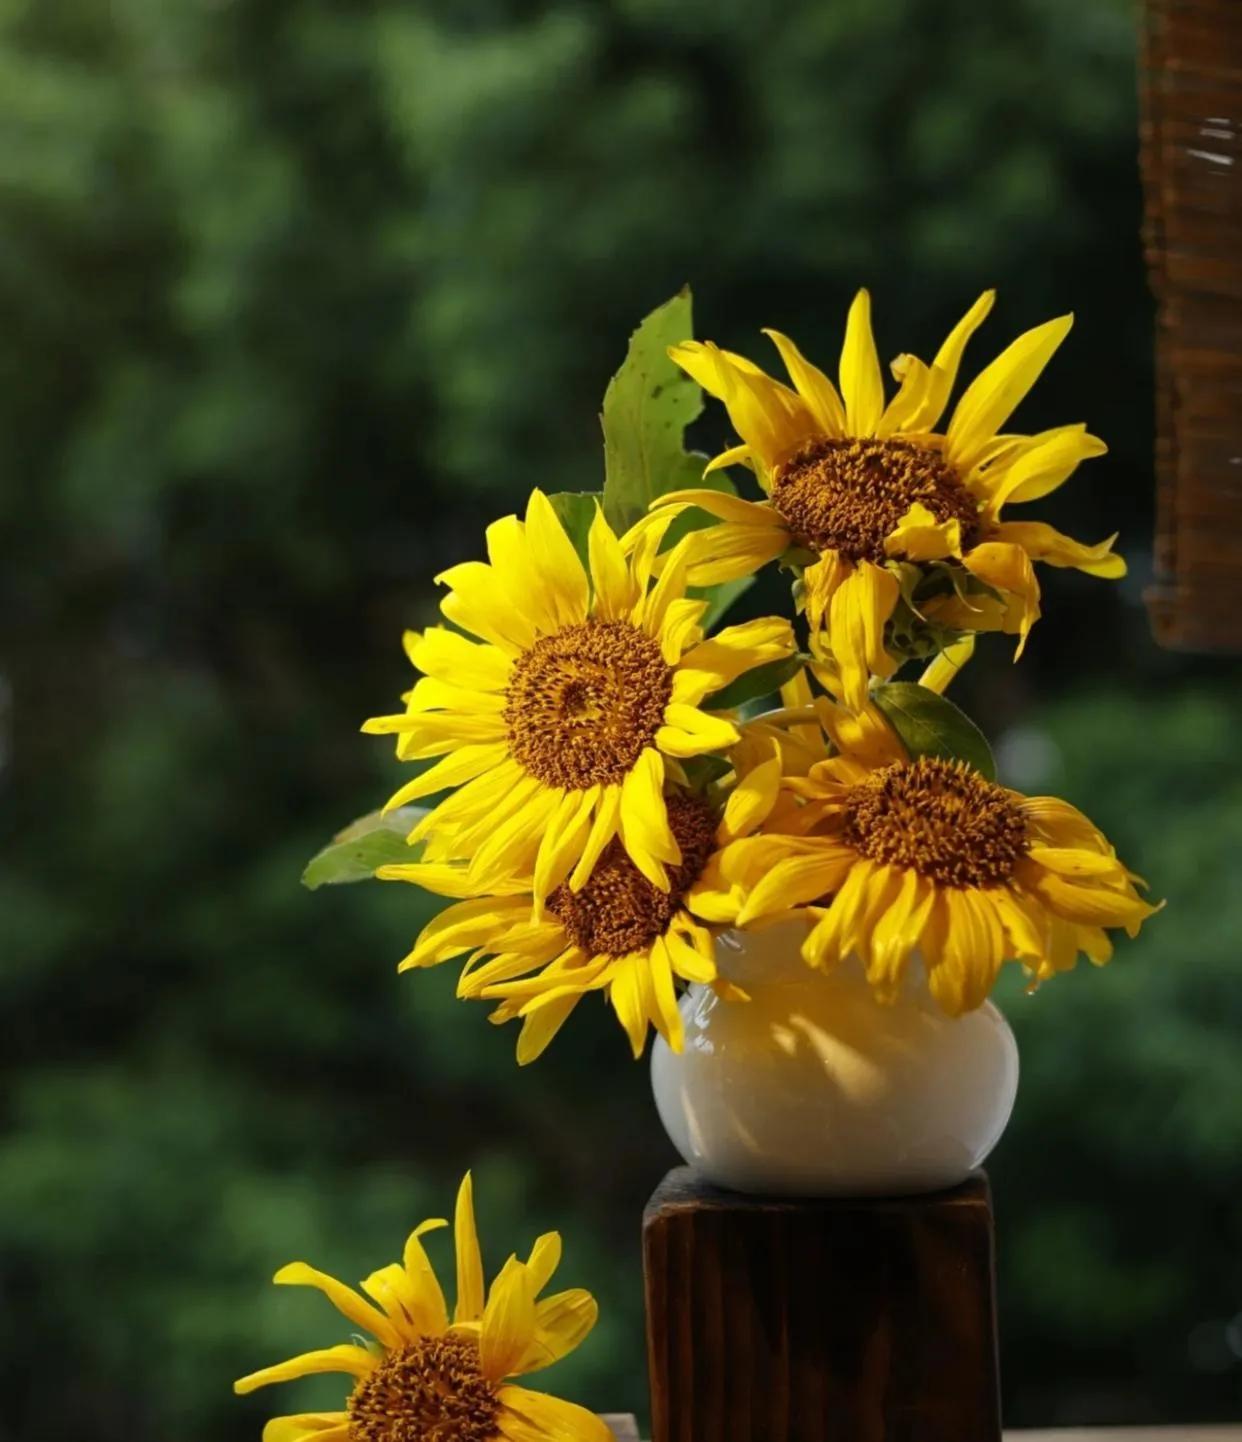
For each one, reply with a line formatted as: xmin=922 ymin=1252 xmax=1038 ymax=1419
xmin=763 ymin=327 xmax=847 ymax=436
xmin=986 ymin=885 xmax=1048 ymax=960
xmin=703 ymin=442 xmax=752 ymax=475
xmin=497 ymin=1385 xmax=614 ymax=1442
xmin=655 ymin=702 xmax=739 ymax=758
xmin=884 ymin=501 xmax=964 ymax=563
xmin=672 ymin=616 xmax=794 ymax=705
xmin=468 ymin=787 xmax=561 ymax=892
xmin=982 ymin=425 xmax=1107 ymax=515
xmin=672 ymin=341 xmax=814 ymax=472
xmin=839 ymin=288 xmax=885 ymax=437
xmin=946 ymin=313 xmax=1073 ymax=469
xmin=718 ymin=751 xmax=783 ymax=841
xmin=930 ymin=889 xmax=1006 ymax=1015
xmin=1023 ymin=868 xmax=1158 ymax=930
xmin=568 ymin=784 xmax=623 ymax=891
xmin=992 ymin=520 xmax=1126 ymax=579
xmin=801 ymin=549 xmax=851 ymax=634
xmin=680 ymin=518 xmax=792 ymax=587
xmin=453 ymin=1172 xmax=486 ymax=1324
xmin=618 ymin=749 xmax=678 ymax=888
xmin=525 ymin=1233 xmax=562 ymax=1295
xmin=438 ymin=558 xmax=541 ymax=654
xmin=234 ymin=1345 xmax=375 ymax=1395
xmin=906 ymin=289 xmax=996 ymax=432
xmin=480 ymin=1258 xmax=537 ymax=1382
xmin=865 ymin=868 xmax=935 ymax=1000
xmin=533 ymin=788 xmax=600 ymax=906
xmin=658 ymin=596 xmax=708 ymax=664
xmin=517 ymin=1289 xmax=599 ymax=1375
xmin=398 ymin=896 xmax=536 ymax=971
xmin=608 ymin=954 xmax=656 ymax=1059
xmin=400 ymin=1218 xmax=451 ymax=1335
xmin=962 ymin=541 xmax=1041 ymax=656
xmin=485 ymin=513 xmax=566 ymax=638
xmin=525 ymin=489 xmax=590 ymax=626
xmin=877 ymin=353 xmax=934 ymax=437
xmin=272 ymin=1264 xmax=402 ymax=1349
xmin=737 ymin=844 xmax=853 ymax=927
xmin=262 ymin=1415 xmax=350 ymax=1442
xmin=407 ymin=627 xmax=512 ymax=691
xmin=649 ymin=936 xmax=685 ymax=1053
xmin=1027 ymin=846 xmax=1129 ymax=882
xmin=587 ymin=503 xmax=637 ymax=620
xmin=802 ymin=859 xmax=875 ymax=970
xmin=649 ymin=486 xmax=780 ymax=527
xmin=825 ymin=560 xmax=900 ymax=709
xmin=919 ymin=635 xmax=975 ymax=695
xmin=666 ymin=924 xmax=717 ymax=985
xmin=378 ymin=743 xmax=511 ymax=809
xmin=516 ymin=992 xmax=583 ymax=1065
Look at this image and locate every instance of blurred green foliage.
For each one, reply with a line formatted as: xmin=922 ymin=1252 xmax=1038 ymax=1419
xmin=1 ymin=0 xmax=1239 ymax=1436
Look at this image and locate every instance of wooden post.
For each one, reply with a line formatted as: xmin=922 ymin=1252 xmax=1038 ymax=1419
xmin=643 ymin=1167 xmax=1002 ymax=1442
xmin=1140 ymin=0 xmax=1242 ymax=652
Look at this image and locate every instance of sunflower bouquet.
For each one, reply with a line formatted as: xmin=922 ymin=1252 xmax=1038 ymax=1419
xmin=304 ymin=287 xmax=1158 ymax=1063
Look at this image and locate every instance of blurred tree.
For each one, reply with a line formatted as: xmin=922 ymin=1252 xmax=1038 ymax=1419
xmin=0 ymin=0 xmax=1238 ymax=1437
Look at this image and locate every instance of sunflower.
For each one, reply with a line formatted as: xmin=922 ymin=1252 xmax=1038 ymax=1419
xmin=362 ymin=490 xmax=793 ymax=903
xmin=234 ymin=1172 xmax=609 ymax=1442
xmin=379 ymin=787 xmax=762 ymax=1062
xmin=646 ymin=289 xmax=1124 ymax=707
xmin=698 ymin=694 xmax=1160 ymax=1014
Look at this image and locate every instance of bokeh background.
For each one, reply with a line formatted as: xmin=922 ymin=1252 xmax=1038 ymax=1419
xmin=3 ymin=0 xmax=1241 ymax=1436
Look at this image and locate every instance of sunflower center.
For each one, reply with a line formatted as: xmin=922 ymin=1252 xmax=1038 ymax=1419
xmin=843 ymin=756 xmax=1028 ymax=888
xmin=548 ymin=791 xmax=717 ymax=955
xmin=347 ymin=1333 xmax=500 ymax=1442
xmin=771 ymin=436 xmax=980 ymax=564
xmin=504 ymin=619 xmax=673 ymax=789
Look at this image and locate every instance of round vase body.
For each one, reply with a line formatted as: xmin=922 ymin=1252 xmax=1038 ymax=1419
xmin=651 ymin=921 xmax=1019 ymax=1197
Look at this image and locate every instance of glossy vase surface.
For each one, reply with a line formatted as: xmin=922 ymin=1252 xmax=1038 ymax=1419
xmin=650 ymin=921 xmax=1019 ymax=1197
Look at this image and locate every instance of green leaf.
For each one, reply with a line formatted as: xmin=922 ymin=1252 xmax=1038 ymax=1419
xmin=695 ymin=574 xmax=755 ymax=629
xmin=871 ymin=682 xmax=996 ymax=780
xmin=302 ymin=807 xmax=428 ymax=889
xmin=547 ymin=491 xmax=600 ymax=567
xmin=601 ymin=288 xmax=703 ymax=533
xmin=708 ymin=655 xmax=806 ymax=711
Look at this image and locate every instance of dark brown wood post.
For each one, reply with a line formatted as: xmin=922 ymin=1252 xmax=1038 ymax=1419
xmin=643 ymin=1167 xmax=1002 ymax=1442
xmin=1141 ymin=0 xmax=1242 ymax=651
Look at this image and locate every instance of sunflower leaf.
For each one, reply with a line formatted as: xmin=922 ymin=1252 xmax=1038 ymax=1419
xmin=547 ymin=491 xmax=601 ymax=567
xmin=708 ymin=655 xmax=806 ymax=711
xmin=302 ymin=807 xmax=428 ymax=889
xmin=871 ymin=681 xmax=996 ymax=780
xmin=601 ymin=288 xmax=703 ymax=532
xmin=695 ymin=574 xmax=754 ymax=629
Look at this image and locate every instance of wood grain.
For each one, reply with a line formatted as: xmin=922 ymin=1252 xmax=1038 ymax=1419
xmin=643 ymin=1167 xmax=1001 ymax=1442
xmin=1141 ymin=0 xmax=1242 ymax=653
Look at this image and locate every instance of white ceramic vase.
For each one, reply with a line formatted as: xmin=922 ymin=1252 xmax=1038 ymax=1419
xmin=650 ymin=920 xmax=1019 ymax=1197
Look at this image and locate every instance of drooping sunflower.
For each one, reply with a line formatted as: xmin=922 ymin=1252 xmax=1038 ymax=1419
xmin=234 ymin=1172 xmax=609 ymax=1442
xmin=698 ymin=695 xmax=1160 ymax=1014
xmin=380 ymin=786 xmax=764 ymax=1062
xmin=647 ymin=290 xmax=1124 ymax=707
xmin=362 ymin=491 xmax=793 ymax=902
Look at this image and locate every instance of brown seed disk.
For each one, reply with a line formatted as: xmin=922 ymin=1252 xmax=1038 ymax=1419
xmin=548 ymin=791 xmax=718 ymax=956
xmin=348 ymin=1333 xmax=500 ymax=1442
xmin=843 ymin=756 xmax=1028 ymax=888
xmin=771 ymin=436 xmax=980 ymax=564
xmin=504 ymin=619 xmax=673 ymax=789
